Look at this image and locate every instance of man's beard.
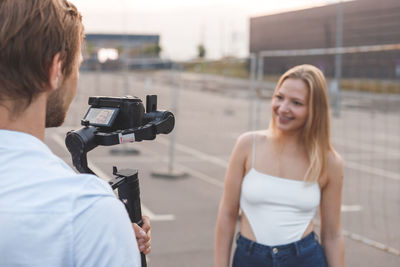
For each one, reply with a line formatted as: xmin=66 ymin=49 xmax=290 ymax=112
xmin=45 ymin=89 xmax=67 ymax=128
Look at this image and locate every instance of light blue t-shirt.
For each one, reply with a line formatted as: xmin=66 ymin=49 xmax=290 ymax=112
xmin=0 ymin=130 xmax=141 ymax=267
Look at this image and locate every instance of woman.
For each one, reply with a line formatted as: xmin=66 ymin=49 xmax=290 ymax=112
xmin=215 ymin=64 xmax=344 ymax=267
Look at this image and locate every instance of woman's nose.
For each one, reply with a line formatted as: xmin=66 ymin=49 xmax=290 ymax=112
xmin=278 ymin=101 xmax=290 ymax=112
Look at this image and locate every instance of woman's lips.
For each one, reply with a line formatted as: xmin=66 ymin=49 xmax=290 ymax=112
xmin=278 ymin=115 xmax=293 ymax=124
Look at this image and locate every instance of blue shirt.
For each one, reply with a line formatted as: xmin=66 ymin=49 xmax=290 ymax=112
xmin=0 ymin=130 xmax=141 ymax=267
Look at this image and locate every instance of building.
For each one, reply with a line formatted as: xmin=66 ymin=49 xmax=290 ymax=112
xmin=83 ymin=34 xmax=170 ymax=70
xmin=250 ymin=0 xmax=400 ymax=79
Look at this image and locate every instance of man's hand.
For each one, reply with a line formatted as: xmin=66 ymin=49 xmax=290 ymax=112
xmin=132 ymin=215 xmax=151 ymax=254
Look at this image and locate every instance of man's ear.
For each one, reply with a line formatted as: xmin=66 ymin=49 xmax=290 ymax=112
xmin=48 ymin=53 xmax=63 ymax=92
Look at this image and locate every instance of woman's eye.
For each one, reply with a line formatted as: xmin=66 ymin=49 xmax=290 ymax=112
xmin=276 ymin=95 xmax=283 ymax=100
xmin=294 ymin=101 xmax=302 ymax=106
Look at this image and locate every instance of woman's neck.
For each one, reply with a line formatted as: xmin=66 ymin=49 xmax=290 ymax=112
xmin=270 ymin=128 xmax=303 ymax=147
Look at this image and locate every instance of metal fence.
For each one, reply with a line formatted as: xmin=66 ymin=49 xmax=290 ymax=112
xmin=67 ymin=50 xmax=400 ymax=265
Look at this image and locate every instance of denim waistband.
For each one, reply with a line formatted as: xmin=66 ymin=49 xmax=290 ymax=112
xmin=236 ymin=231 xmax=319 ymax=257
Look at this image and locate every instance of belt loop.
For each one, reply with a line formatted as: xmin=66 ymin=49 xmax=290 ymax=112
xmin=235 ymin=232 xmax=240 ymax=243
xmin=313 ymin=231 xmax=320 ymax=242
xmin=294 ymin=241 xmax=301 ymax=256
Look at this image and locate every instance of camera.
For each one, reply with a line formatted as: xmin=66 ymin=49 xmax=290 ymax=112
xmin=65 ymin=95 xmax=174 ymax=174
xmin=65 ymin=95 xmax=174 ymax=267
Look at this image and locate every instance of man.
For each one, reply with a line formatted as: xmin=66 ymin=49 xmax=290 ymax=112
xmin=0 ymin=0 xmax=150 ymax=266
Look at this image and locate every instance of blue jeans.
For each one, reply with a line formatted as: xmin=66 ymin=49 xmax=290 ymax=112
xmin=232 ymin=232 xmax=328 ymax=267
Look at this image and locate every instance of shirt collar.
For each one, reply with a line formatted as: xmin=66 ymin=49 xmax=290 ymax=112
xmin=0 ymin=129 xmax=52 ymax=153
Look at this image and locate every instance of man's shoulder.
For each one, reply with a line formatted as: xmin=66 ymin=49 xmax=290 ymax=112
xmin=0 ymin=151 xmax=115 ymax=214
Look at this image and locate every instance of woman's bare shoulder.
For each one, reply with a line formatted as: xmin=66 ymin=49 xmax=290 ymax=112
xmin=327 ymin=149 xmax=343 ymax=168
xmin=236 ymin=131 xmax=253 ymax=145
xmin=326 ymin=149 xmax=344 ymax=182
xmin=236 ymin=130 xmax=270 ymax=147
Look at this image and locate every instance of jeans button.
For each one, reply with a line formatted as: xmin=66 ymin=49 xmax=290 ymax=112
xmin=272 ymin=247 xmax=278 ymax=254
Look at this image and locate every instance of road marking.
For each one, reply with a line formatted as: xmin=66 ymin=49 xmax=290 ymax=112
xmin=341 ymin=205 xmax=363 ymax=212
xmin=157 ymin=135 xmax=400 ymax=182
xmin=51 ymin=133 xmax=175 ymax=222
xmin=334 ymin=138 xmax=400 ymax=159
xmin=313 ymin=220 xmax=400 ymax=257
xmin=52 ymin=128 xmax=400 ymax=255
xmin=176 ymin=163 xmax=224 ymax=188
xmin=344 ymin=161 xmax=400 ymax=182
xmin=343 ymin=153 xmax=400 ymax=161
xmin=141 ymin=206 xmax=175 ymax=222
xmin=156 ymin=136 xmax=229 ymax=168
xmin=86 ymin=156 xmax=220 ymax=164
xmin=342 ymin=230 xmax=400 ymax=257
xmin=153 ymin=137 xmax=400 ymax=256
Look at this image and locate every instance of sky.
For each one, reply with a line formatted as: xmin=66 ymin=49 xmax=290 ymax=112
xmin=70 ymin=0 xmax=344 ymax=61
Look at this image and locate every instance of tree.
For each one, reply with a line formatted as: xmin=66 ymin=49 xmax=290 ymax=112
xmin=85 ymin=41 xmax=96 ymax=58
xmin=142 ymin=44 xmax=162 ymax=57
xmin=197 ymin=44 xmax=206 ymax=59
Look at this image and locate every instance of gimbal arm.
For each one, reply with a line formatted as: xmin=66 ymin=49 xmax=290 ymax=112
xmin=65 ymin=110 xmax=174 ymax=172
xmin=95 ymin=111 xmax=175 ymax=146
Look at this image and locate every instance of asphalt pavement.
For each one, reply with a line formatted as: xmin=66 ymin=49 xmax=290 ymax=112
xmin=45 ymin=70 xmax=400 ymax=267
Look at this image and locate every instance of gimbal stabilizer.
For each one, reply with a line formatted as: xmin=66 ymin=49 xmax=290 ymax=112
xmin=65 ymin=95 xmax=175 ymax=267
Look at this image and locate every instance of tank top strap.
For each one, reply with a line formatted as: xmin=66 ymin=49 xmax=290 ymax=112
xmin=251 ymin=133 xmax=256 ymax=168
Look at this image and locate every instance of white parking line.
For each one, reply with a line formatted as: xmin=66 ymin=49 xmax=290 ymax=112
xmin=342 ymin=230 xmax=400 ymax=257
xmin=154 ymin=136 xmax=400 ymax=256
xmin=156 ymin=135 xmax=400 ymax=182
xmin=175 ymin=163 xmax=224 ymax=188
xmin=313 ymin=220 xmax=400 ymax=257
xmin=156 ymin=136 xmax=229 ymax=168
xmin=50 ymin=133 xmax=175 ymax=222
xmin=343 ymin=153 xmax=400 ymax=161
xmin=341 ymin=205 xmax=363 ymax=212
xmin=334 ymin=138 xmax=400 ymax=159
xmin=344 ymin=161 xmax=400 ymax=181
xmin=85 ymin=156 xmax=219 ymax=164
xmin=51 ymin=128 xmax=399 ymax=256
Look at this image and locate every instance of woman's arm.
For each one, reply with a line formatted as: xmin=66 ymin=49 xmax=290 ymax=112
xmin=319 ymin=151 xmax=345 ymax=267
xmin=215 ymin=133 xmax=251 ymax=267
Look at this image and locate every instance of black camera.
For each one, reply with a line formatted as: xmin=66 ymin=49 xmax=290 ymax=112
xmin=83 ymin=95 xmax=169 ymax=130
xmin=65 ymin=95 xmax=174 ymax=174
xmin=65 ymin=95 xmax=174 ymax=267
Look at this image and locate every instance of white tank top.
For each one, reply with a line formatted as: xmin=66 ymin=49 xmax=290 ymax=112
xmin=240 ymin=134 xmax=320 ymax=246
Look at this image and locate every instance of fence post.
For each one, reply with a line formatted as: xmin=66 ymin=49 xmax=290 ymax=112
xmin=151 ymin=63 xmax=187 ymax=179
xmin=332 ymin=0 xmax=343 ymax=117
xmin=248 ymin=54 xmax=257 ymax=130
xmin=255 ymin=53 xmax=264 ymax=130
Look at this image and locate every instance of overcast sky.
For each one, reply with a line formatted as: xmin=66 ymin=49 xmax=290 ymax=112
xmin=69 ymin=0 xmax=344 ymax=60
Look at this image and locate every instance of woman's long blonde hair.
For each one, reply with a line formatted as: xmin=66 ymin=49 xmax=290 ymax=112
xmin=269 ymin=64 xmax=332 ymax=182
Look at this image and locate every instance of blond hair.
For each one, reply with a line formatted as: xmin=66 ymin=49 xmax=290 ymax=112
xmin=270 ymin=64 xmax=332 ymax=182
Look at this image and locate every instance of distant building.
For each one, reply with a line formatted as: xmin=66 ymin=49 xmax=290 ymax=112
xmin=83 ymin=33 xmax=170 ymax=70
xmin=250 ymin=0 xmax=400 ymax=79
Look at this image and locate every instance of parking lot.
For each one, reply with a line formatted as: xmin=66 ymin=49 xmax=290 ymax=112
xmin=46 ymin=70 xmax=400 ymax=266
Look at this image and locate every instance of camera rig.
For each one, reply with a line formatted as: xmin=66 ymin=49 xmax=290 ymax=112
xmin=65 ymin=95 xmax=174 ymax=267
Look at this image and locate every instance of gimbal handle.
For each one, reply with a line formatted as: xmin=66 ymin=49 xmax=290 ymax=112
xmin=109 ymin=167 xmax=147 ymax=267
xmin=65 ymin=95 xmax=174 ymax=267
xmin=65 ymin=130 xmax=148 ymax=267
